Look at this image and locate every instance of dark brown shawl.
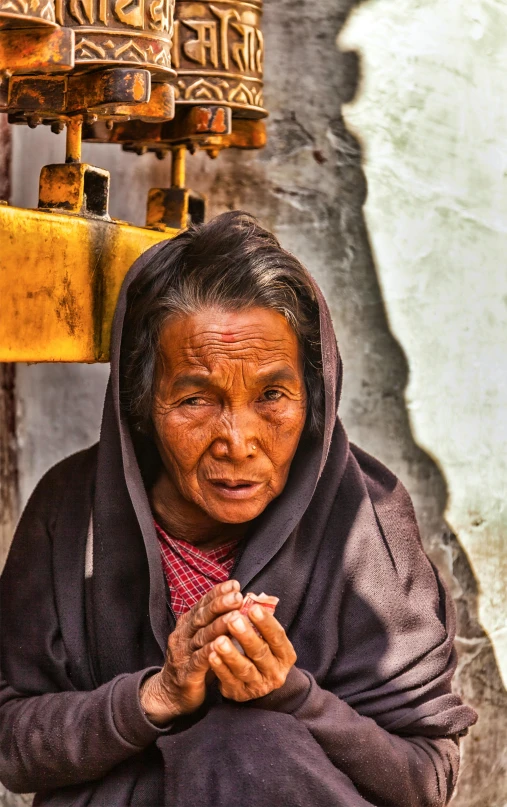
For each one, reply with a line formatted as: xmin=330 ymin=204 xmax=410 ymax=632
xmin=0 ymin=239 xmax=476 ymax=807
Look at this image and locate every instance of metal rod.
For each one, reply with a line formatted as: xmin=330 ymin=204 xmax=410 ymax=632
xmin=66 ymin=117 xmax=83 ymax=164
xmin=171 ymin=145 xmax=186 ymax=189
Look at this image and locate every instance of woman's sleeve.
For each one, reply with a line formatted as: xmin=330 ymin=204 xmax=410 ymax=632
xmin=0 ymin=455 xmax=167 ymax=794
xmin=251 ymin=667 xmax=460 ymax=807
xmin=0 ymin=669 xmax=166 ymax=793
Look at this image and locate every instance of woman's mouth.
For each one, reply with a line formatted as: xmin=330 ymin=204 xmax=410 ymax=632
xmin=208 ymin=479 xmax=264 ymax=500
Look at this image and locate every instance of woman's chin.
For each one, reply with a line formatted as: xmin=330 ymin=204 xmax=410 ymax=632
xmin=201 ymin=491 xmax=272 ymax=525
xmin=184 ymin=477 xmax=278 ymax=524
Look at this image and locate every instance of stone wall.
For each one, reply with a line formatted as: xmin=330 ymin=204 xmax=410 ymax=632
xmin=1 ymin=0 xmax=505 ymax=804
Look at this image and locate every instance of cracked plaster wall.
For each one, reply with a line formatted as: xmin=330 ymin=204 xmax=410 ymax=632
xmin=340 ymin=2 xmax=507 ymax=802
xmin=3 ymin=0 xmax=505 ymax=804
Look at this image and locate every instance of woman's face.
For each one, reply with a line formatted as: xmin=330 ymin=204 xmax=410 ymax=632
xmin=152 ymin=306 xmax=307 ymax=525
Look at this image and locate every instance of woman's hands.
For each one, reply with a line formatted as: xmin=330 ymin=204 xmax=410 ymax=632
xmin=140 ymin=580 xmax=243 ymax=725
xmin=209 ymin=604 xmax=297 ymax=702
xmin=140 ymin=582 xmax=297 ymax=725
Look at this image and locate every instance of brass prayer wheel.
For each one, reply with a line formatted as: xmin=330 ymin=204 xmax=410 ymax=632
xmin=0 ymin=0 xmax=57 ymax=28
xmin=54 ymin=0 xmax=176 ymax=77
xmin=173 ymin=0 xmax=265 ymax=118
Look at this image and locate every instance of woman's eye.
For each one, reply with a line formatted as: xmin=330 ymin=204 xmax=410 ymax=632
xmin=262 ymin=389 xmax=283 ymax=402
xmin=182 ymin=396 xmax=207 ymax=406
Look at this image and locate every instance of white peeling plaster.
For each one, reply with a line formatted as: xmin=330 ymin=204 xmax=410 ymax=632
xmin=340 ymin=0 xmax=507 ymax=685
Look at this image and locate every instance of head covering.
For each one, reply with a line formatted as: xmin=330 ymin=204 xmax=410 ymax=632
xmin=1 ymin=219 xmax=477 ymax=807
xmin=90 ymin=227 xmax=474 ymax=734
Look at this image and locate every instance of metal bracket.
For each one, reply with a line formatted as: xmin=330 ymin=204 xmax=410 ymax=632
xmin=39 ymin=163 xmax=110 ymax=217
xmin=0 ymin=26 xmax=74 ymax=74
xmin=3 ymin=67 xmax=154 ymax=122
xmin=146 ymin=186 xmax=205 ymax=231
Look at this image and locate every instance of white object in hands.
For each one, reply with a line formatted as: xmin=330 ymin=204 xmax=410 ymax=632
xmin=231 ymin=592 xmax=280 ymax=653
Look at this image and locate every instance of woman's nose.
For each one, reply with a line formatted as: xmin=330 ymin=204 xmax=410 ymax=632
xmin=209 ymin=413 xmax=259 ymax=462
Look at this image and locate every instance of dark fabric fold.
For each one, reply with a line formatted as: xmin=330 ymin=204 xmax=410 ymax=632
xmin=0 ymin=234 xmax=477 ymax=807
xmin=159 ymin=704 xmax=372 ymax=807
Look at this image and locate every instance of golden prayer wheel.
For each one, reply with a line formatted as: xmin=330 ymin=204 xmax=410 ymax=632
xmin=54 ymin=0 xmax=176 ymax=78
xmin=172 ymin=0 xmax=265 ymax=119
xmin=79 ymin=1 xmax=268 ymax=229
xmin=81 ymin=0 xmax=267 ymax=151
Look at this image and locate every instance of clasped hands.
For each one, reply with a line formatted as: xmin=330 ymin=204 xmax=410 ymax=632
xmin=140 ymin=580 xmax=296 ymax=726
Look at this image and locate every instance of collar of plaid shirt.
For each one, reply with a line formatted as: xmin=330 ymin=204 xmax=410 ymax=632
xmin=154 ymin=520 xmax=240 ymax=618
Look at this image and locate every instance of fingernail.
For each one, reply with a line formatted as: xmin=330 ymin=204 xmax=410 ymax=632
xmin=222 ymin=581 xmax=234 ymax=592
xmin=209 ymin=652 xmax=219 ymax=664
xmin=217 ymin=637 xmax=229 ymax=650
xmin=224 ymin=592 xmax=242 ymax=605
xmin=231 ymin=616 xmax=246 ymax=633
xmin=252 ymin=605 xmax=264 ymax=620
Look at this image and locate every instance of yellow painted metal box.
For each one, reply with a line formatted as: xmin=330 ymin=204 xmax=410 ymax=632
xmin=0 ymin=203 xmax=176 ymax=362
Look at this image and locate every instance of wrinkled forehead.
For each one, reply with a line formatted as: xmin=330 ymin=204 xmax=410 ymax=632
xmin=157 ymin=307 xmax=303 ymax=376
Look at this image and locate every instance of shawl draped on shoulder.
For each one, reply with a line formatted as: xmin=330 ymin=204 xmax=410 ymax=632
xmin=0 ymin=236 xmax=476 ymax=807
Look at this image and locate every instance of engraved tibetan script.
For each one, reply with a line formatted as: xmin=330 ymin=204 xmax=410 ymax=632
xmin=55 ymin=0 xmax=173 ymax=31
xmin=0 ymin=0 xmax=57 ymax=23
xmin=173 ymin=2 xmax=263 ymax=75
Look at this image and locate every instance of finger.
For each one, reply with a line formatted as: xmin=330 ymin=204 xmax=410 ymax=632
xmin=185 ymin=580 xmax=240 ymax=619
xmin=209 ymin=651 xmax=246 ymax=698
xmin=248 ymin=607 xmax=297 ymax=665
xmin=192 ymin=580 xmax=240 ymax=612
xmin=226 ymin=613 xmax=275 ymax=674
xmin=189 ymin=589 xmax=243 ymax=635
xmin=185 ymin=643 xmax=213 ymax=683
xmin=191 ymin=612 xmax=236 ymax=651
xmin=179 ymin=581 xmax=241 ymax=636
xmin=212 ymin=636 xmax=262 ymax=684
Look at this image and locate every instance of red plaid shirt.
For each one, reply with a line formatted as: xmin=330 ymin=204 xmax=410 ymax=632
xmin=154 ymin=520 xmax=240 ymax=618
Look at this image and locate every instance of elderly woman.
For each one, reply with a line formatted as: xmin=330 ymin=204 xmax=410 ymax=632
xmin=0 ymin=212 xmax=475 ymax=807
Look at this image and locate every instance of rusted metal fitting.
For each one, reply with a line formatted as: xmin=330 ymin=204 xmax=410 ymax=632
xmin=84 ymin=105 xmax=264 ymax=228
xmin=94 ymin=104 xmax=232 ymax=148
xmin=5 ymin=67 xmax=149 ymax=113
xmin=146 ymin=185 xmax=205 ymax=230
xmin=165 ymin=104 xmax=233 ymax=143
xmin=198 ymin=115 xmax=266 ymax=155
xmin=39 ymin=162 xmax=110 ymax=217
xmin=84 ymin=104 xmax=265 ymax=154
xmin=0 ymin=26 xmax=74 ymax=74
xmin=2 ymin=66 xmax=170 ymax=128
xmin=51 ymin=119 xmax=65 ymax=132
xmin=65 ymin=114 xmax=83 ymax=161
xmin=111 ymin=81 xmax=174 ymax=123
xmin=145 ymin=143 xmax=204 ymax=230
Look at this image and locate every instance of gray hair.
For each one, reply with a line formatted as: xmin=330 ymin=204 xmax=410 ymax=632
xmin=120 ymin=211 xmax=324 ymax=436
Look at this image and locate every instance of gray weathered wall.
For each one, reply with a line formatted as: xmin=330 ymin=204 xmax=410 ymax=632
xmin=0 ymin=118 xmax=17 ymax=565
xmin=2 ymin=0 xmax=505 ymax=804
